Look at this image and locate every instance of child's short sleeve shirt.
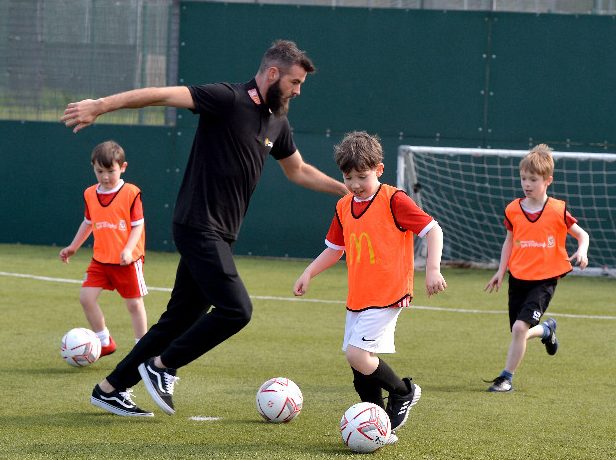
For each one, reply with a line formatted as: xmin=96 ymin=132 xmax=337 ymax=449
xmin=326 ymin=190 xmax=433 ymax=248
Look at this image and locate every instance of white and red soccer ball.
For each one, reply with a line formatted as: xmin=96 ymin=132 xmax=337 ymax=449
xmin=256 ymin=377 xmax=303 ymax=423
xmin=60 ymin=327 xmax=101 ymax=367
xmin=340 ymin=402 xmax=392 ymax=453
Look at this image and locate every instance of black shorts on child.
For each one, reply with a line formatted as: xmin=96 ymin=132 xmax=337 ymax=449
xmin=507 ymin=274 xmax=558 ymax=329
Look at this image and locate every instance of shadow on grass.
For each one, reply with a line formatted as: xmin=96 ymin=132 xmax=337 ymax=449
xmin=426 ymin=383 xmax=488 ymax=393
xmin=1 ymin=413 xmax=376 ymax=457
xmin=0 ymin=412 xmax=164 ymax=427
xmin=11 ymin=366 xmax=104 ymax=375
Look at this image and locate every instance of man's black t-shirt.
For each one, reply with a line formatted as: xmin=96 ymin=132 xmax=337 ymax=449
xmin=172 ymin=79 xmax=297 ymax=241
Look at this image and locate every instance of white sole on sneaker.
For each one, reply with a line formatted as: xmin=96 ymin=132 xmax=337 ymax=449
xmin=138 ymin=362 xmax=176 ymax=415
xmin=90 ymin=396 xmax=154 ymax=417
xmin=385 ymin=432 xmax=399 ymax=445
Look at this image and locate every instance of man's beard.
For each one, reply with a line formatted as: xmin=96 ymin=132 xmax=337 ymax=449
xmin=266 ymin=79 xmax=290 ymax=117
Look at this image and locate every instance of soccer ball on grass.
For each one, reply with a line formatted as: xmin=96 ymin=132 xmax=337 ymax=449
xmin=340 ymin=402 xmax=392 ymax=453
xmin=256 ymin=377 xmax=303 ymax=423
xmin=60 ymin=327 xmax=101 ymax=367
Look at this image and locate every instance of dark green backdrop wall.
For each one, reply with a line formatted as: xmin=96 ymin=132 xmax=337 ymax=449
xmin=1 ymin=4 xmax=614 ymax=258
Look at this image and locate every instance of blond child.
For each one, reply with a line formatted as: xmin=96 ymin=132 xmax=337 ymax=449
xmin=484 ymin=143 xmax=589 ymax=392
xmin=60 ymin=140 xmax=148 ymax=356
xmin=294 ymin=131 xmax=447 ymax=436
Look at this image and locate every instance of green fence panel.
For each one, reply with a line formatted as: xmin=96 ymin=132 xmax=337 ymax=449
xmin=486 ymin=13 xmax=616 ymax=150
xmin=0 ymin=121 xmax=176 ymax=251
xmin=1 ymin=4 xmax=614 ymax=259
xmin=178 ymin=3 xmax=489 ymax=142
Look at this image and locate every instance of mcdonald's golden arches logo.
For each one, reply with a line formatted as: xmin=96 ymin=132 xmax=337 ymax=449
xmin=349 ymin=232 xmax=375 ymax=265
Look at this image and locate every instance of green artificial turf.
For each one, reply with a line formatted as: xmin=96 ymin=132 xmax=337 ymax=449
xmin=0 ymin=244 xmax=614 ymax=459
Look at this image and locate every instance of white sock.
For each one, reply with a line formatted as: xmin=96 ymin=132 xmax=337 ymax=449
xmin=96 ymin=328 xmax=110 ymax=346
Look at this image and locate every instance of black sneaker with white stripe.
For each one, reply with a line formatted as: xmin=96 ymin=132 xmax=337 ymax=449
xmin=541 ymin=318 xmax=559 ymax=356
xmin=138 ymin=357 xmax=179 ymax=415
xmin=486 ymin=376 xmax=513 ymax=392
xmin=385 ymin=377 xmax=422 ymax=430
xmin=90 ymin=384 xmax=154 ymax=417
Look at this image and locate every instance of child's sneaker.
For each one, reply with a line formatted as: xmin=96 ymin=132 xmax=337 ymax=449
xmin=385 ymin=377 xmax=421 ymax=430
xmin=90 ymin=384 xmax=154 ymax=417
xmin=385 ymin=431 xmax=399 ymax=445
xmin=541 ymin=318 xmax=559 ymax=355
xmin=100 ymin=336 xmax=117 ymax=357
xmin=486 ymin=376 xmax=513 ymax=392
xmin=138 ymin=357 xmax=179 ymax=415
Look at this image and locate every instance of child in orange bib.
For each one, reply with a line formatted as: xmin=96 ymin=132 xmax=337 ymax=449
xmin=484 ymin=143 xmax=589 ymax=392
xmin=60 ymin=140 xmax=148 ymax=357
xmin=294 ymin=131 xmax=447 ymax=435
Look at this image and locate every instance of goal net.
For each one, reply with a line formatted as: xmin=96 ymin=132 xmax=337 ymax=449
xmin=397 ymin=146 xmax=616 ymax=277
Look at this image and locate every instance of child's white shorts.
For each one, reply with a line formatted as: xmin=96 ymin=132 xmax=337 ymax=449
xmin=342 ymin=307 xmax=402 ymax=354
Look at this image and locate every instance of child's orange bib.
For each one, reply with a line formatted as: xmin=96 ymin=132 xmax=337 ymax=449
xmin=84 ymin=183 xmax=145 ymax=264
xmin=506 ymin=197 xmax=572 ymax=280
xmin=337 ymin=184 xmax=414 ymax=311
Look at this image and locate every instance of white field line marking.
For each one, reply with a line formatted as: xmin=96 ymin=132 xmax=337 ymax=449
xmin=1 ymin=271 xmax=615 ymax=321
xmin=189 ymin=416 xmax=222 ymax=421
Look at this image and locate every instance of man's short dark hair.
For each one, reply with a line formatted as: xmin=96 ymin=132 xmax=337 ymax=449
xmin=259 ymin=39 xmax=316 ymax=74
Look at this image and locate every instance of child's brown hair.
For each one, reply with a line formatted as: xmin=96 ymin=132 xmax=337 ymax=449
xmin=334 ymin=131 xmax=383 ymax=174
xmin=520 ymin=143 xmax=554 ymax=179
xmin=91 ymin=140 xmax=125 ymax=168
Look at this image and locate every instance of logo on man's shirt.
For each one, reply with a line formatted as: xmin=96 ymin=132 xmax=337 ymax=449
xmin=264 ymin=138 xmax=273 ymax=148
xmin=247 ymin=88 xmax=261 ymax=105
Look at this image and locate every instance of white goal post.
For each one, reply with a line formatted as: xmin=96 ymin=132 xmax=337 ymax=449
xmin=397 ymin=146 xmax=616 ymax=277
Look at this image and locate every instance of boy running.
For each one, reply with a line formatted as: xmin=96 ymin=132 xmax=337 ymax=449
xmin=484 ymin=143 xmax=589 ymax=392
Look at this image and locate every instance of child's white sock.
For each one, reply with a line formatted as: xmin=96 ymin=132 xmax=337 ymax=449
xmin=96 ymin=328 xmax=110 ymax=346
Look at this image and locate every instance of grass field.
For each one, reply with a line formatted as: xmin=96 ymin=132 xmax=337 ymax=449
xmin=0 ymin=243 xmax=614 ymax=459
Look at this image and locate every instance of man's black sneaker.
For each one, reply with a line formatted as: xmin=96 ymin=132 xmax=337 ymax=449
xmin=541 ymin=318 xmax=559 ymax=355
xmin=385 ymin=377 xmax=421 ymax=430
xmin=138 ymin=358 xmax=179 ymax=415
xmin=90 ymin=384 xmax=154 ymax=417
xmin=486 ymin=376 xmax=513 ymax=392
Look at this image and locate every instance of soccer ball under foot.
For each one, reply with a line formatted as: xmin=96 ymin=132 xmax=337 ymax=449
xmin=340 ymin=402 xmax=392 ymax=453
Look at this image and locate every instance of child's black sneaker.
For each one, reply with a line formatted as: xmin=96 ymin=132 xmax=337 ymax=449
xmin=90 ymin=384 xmax=154 ymax=417
xmin=385 ymin=377 xmax=421 ymax=430
xmin=138 ymin=357 xmax=179 ymax=415
xmin=486 ymin=376 xmax=513 ymax=392
xmin=385 ymin=431 xmax=399 ymax=445
xmin=541 ymin=318 xmax=559 ymax=355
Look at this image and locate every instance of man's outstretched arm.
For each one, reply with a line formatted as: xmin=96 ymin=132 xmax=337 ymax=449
xmin=61 ymin=86 xmax=194 ymax=133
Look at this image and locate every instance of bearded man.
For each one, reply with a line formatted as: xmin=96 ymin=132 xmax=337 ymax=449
xmin=62 ymin=39 xmax=347 ymax=417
